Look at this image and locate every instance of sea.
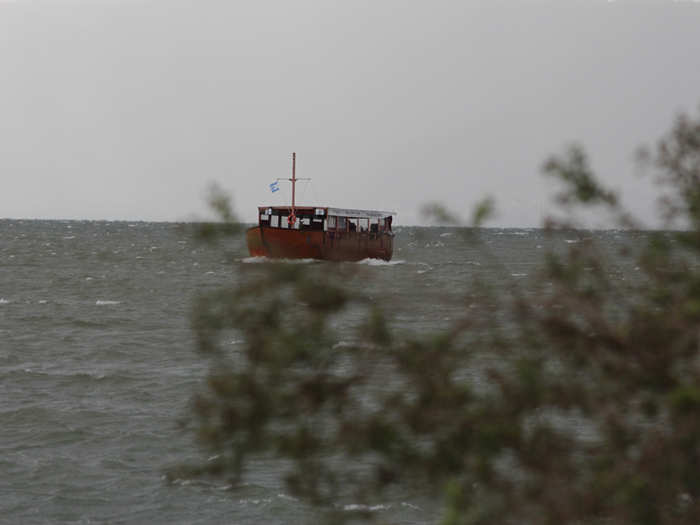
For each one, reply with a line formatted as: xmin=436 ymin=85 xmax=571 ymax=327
xmin=0 ymin=219 xmax=648 ymax=524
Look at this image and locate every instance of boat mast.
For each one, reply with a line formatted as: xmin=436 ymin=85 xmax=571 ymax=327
xmin=276 ymin=152 xmax=309 ymax=227
xmin=291 ymin=152 xmax=296 ymax=222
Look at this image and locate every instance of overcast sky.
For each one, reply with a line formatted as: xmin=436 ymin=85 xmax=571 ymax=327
xmin=1 ymin=1 xmax=699 ymax=226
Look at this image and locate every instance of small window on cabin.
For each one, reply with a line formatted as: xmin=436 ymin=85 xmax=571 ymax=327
xmin=260 ymin=214 xmax=269 ymax=222
xmin=271 ymin=215 xmax=279 ymax=227
xmin=302 ymin=218 xmax=311 ymax=227
xmin=281 ymin=216 xmax=289 ymax=229
xmin=338 ymin=217 xmax=347 ymax=231
xmin=358 ymin=218 xmax=369 ymax=232
xmin=327 ymin=216 xmax=337 ymax=230
xmin=348 ymin=218 xmax=358 ymax=232
xmin=293 ymin=219 xmax=300 ymax=230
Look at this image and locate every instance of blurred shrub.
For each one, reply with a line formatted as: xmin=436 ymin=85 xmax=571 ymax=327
xmin=175 ymin=107 xmax=700 ymax=524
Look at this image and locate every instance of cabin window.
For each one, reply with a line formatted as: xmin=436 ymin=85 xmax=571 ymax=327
xmin=337 ymin=217 xmax=347 ymax=231
xmin=327 ymin=216 xmax=337 ymax=230
xmin=281 ymin=215 xmax=289 ymax=229
xmin=260 ymin=214 xmax=269 ymax=222
xmin=299 ymin=216 xmax=320 ymax=231
xmin=358 ymin=218 xmax=369 ymax=232
xmin=271 ymin=215 xmax=279 ymax=228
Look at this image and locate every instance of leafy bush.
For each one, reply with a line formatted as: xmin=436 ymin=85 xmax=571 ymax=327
xmin=176 ymin=107 xmax=700 ymax=524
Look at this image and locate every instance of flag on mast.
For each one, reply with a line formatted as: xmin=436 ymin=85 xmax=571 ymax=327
xmin=269 ymin=181 xmax=280 ymax=193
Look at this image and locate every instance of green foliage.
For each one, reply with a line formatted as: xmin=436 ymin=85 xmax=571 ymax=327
xmin=422 ymin=197 xmax=495 ymax=229
xmin=177 ymin=106 xmax=700 ymax=524
xmin=189 ymin=183 xmax=243 ymax=242
xmin=421 ymin=202 xmax=462 ymax=226
xmin=543 ymin=144 xmax=618 ymax=207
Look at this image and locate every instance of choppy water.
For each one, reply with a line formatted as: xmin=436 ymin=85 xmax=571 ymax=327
xmin=0 ymin=220 xmax=648 ymax=524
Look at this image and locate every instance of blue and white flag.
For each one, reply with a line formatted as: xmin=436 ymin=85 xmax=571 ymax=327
xmin=269 ymin=181 xmax=280 ymax=193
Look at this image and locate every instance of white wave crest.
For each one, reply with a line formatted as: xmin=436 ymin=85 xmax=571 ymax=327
xmin=95 ymin=300 xmax=121 ymax=306
xmin=241 ymin=256 xmax=317 ymax=264
xmin=416 ymin=262 xmax=433 ymax=274
xmin=342 ymin=503 xmax=391 ymax=512
xmin=356 ymin=258 xmax=405 ymax=266
xmin=0 ymin=298 xmax=9 ymax=304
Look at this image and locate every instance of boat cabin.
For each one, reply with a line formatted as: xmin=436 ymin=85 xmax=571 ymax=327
xmin=257 ymin=206 xmax=394 ymax=233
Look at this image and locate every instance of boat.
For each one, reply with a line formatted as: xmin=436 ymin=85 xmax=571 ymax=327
xmin=246 ymin=153 xmax=396 ymax=261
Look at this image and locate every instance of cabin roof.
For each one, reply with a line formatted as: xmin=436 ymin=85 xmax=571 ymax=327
xmin=327 ymin=207 xmax=395 ymax=218
xmin=258 ymin=206 xmax=396 ymax=218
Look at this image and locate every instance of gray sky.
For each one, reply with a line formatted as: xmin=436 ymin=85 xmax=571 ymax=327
xmin=1 ymin=1 xmax=699 ymax=226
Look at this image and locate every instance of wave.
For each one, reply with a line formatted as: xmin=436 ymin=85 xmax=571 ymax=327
xmin=356 ymin=258 xmax=405 ymax=266
xmin=1 ymin=367 xmax=133 ymax=383
xmin=95 ymin=300 xmax=121 ymax=306
xmin=240 ymin=256 xmax=317 ymax=264
xmin=342 ymin=503 xmax=391 ymax=512
xmin=0 ymin=298 xmax=9 ymax=304
xmin=495 ymin=229 xmax=533 ymax=236
xmin=416 ymin=262 xmax=433 ymax=274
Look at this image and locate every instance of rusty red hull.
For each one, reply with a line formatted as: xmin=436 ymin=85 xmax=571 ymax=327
xmin=246 ymin=227 xmax=393 ymax=261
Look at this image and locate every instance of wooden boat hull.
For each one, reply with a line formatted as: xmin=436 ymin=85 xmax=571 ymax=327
xmin=246 ymin=226 xmax=393 ymax=261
